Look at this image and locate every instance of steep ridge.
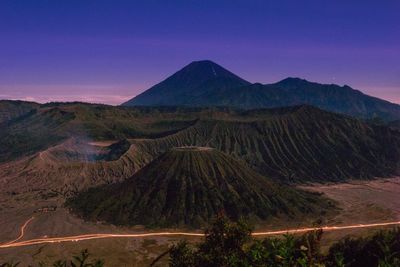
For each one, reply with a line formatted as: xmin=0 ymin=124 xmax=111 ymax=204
xmin=68 ymin=147 xmax=333 ymax=227
xmin=131 ymin=106 xmax=400 ymax=182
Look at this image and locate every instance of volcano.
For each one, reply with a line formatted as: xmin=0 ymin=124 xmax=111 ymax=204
xmin=122 ymin=61 xmax=400 ymax=121
xmin=68 ymin=147 xmax=332 ymax=227
xmin=122 ymin=60 xmax=250 ymax=106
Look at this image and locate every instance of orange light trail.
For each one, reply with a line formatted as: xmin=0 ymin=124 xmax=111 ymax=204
xmin=3 ymin=216 xmax=35 ymax=245
xmin=1 ymin=219 xmax=400 ymax=249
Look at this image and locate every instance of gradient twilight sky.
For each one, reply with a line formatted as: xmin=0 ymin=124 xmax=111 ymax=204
xmin=0 ymin=0 xmax=399 ymax=105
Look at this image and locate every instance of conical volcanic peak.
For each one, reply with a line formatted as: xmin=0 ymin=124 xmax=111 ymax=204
xmin=173 ymin=60 xmax=248 ymax=83
xmin=68 ymin=147 xmax=332 ymax=228
xmin=122 ymin=60 xmax=250 ymax=106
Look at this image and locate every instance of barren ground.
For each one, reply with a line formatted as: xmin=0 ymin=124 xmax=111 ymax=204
xmin=0 ymin=177 xmax=399 ymax=265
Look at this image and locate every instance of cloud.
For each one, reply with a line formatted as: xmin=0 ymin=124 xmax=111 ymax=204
xmin=0 ymin=94 xmax=132 ymax=105
xmin=21 ymin=96 xmax=37 ymax=102
xmin=0 ymin=84 xmax=135 ymax=105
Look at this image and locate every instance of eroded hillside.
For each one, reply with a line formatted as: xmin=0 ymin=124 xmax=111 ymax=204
xmin=1 ymin=103 xmax=400 ymax=199
xmin=68 ymin=147 xmax=333 ymax=227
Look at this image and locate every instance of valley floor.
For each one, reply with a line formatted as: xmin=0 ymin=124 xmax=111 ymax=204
xmin=1 ymin=177 xmax=400 ymax=266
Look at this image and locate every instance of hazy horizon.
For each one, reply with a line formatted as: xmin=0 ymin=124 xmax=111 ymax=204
xmin=1 ymin=68 xmax=400 ymax=106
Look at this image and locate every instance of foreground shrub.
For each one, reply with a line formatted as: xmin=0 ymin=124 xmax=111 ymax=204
xmin=168 ymin=216 xmax=324 ymax=267
xmin=326 ymin=228 xmax=400 ymax=267
xmin=167 ymin=216 xmax=400 ymax=267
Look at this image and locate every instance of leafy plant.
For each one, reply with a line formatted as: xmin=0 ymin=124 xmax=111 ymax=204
xmin=167 ymin=216 xmax=400 ymax=267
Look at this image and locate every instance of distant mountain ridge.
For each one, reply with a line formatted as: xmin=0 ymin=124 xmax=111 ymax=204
xmin=0 ymin=100 xmax=39 ymax=123
xmin=123 ymin=61 xmax=400 ymax=121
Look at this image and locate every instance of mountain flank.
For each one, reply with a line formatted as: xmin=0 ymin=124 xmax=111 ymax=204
xmin=131 ymin=105 xmax=400 ymax=182
xmin=1 ymin=103 xmax=400 ymax=194
xmin=390 ymin=120 xmax=400 ymax=130
xmin=123 ymin=60 xmax=250 ymax=106
xmin=68 ymin=147 xmax=333 ymax=227
xmin=0 ymin=100 xmax=39 ymax=123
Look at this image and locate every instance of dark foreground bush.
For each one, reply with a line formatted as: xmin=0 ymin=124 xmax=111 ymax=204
xmin=326 ymin=228 xmax=400 ymax=267
xmin=167 ymin=216 xmax=400 ymax=267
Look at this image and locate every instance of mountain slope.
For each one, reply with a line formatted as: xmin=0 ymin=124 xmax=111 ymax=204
xmin=1 ymin=103 xmax=399 ymax=198
xmin=390 ymin=120 xmax=400 ymax=130
xmin=68 ymin=147 xmax=332 ymax=227
xmin=123 ymin=61 xmax=400 ymax=121
xmin=0 ymin=138 xmax=153 ymax=196
xmin=0 ymin=100 xmax=40 ymax=123
xmin=0 ymin=107 xmax=74 ymax=162
xmin=122 ymin=60 xmax=250 ymax=106
xmin=0 ymin=103 xmax=198 ymax=163
xmin=131 ymin=106 xmax=400 ymax=182
xmin=193 ymin=78 xmax=400 ymax=120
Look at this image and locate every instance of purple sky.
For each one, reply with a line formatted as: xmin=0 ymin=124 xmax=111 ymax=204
xmin=0 ymin=0 xmax=399 ymax=105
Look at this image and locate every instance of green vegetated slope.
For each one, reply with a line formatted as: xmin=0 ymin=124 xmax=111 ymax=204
xmin=0 ymin=103 xmax=198 ymax=163
xmin=132 ymin=105 xmax=400 ymax=182
xmin=1 ymin=102 xmax=399 ymax=185
xmin=0 ymin=107 xmax=74 ymax=163
xmin=0 ymin=100 xmax=40 ymax=123
xmin=68 ymin=148 xmax=333 ymax=227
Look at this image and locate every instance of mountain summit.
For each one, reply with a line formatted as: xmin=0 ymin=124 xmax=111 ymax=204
xmin=122 ymin=60 xmax=250 ymax=106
